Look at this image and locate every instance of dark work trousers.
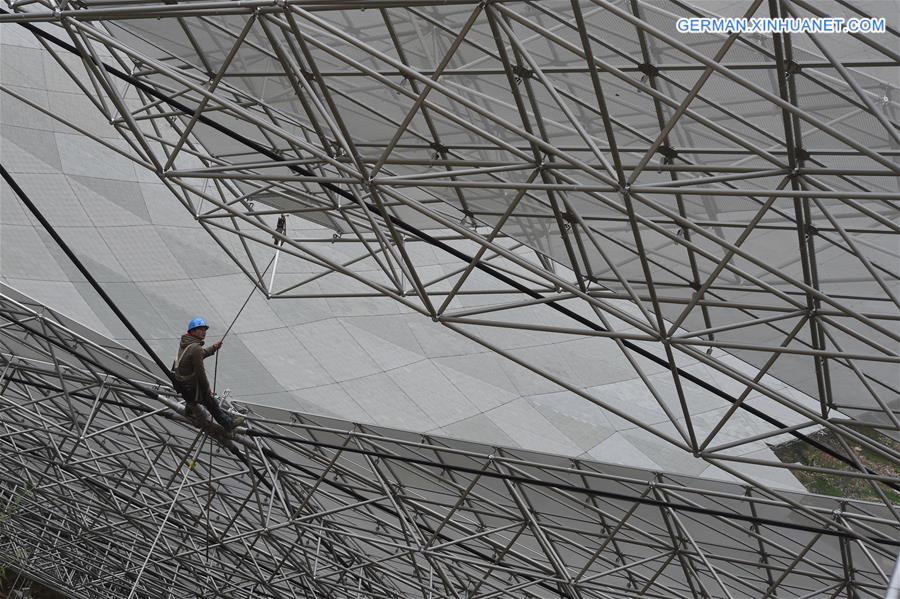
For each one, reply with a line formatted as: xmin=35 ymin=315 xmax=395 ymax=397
xmin=181 ymin=386 xmax=233 ymax=429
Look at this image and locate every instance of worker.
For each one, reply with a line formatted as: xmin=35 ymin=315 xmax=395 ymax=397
xmin=172 ymin=318 xmax=244 ymax=430
xmin=274 ymin=214 xmax=287 ymax=246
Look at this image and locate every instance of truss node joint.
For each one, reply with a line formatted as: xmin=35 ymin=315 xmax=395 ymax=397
xmin=786 ymin=60 xmax=802 ymax=78
xmin=658 ymin=146 xmax=679 ymax=163
xmin=512 ymin=65 xmax=533 ymax=82
xmin=638 ymin=62 xmax=660 ymax=79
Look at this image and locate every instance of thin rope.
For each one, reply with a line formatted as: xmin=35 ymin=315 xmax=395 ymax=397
xmin=212 ymin=253 xmax=277 ymax=393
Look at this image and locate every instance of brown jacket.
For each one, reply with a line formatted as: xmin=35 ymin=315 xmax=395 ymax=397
xmin=173 ymin=334 xmax=218 ymax=400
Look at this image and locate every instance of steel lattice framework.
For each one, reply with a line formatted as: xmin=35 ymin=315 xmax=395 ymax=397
xmin=0 ymin=283 xmax=898 ymax=598
xmin=0 ymin=0 xmax=898 ymax=596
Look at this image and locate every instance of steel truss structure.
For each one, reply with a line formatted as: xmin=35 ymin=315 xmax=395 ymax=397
xmin=0 ymin=0 xmax=899 ymax=596
xmin=3 ymin=0 xmax=899 ymax=490
xmin=0 ymin=283 xmax=898 ymax=598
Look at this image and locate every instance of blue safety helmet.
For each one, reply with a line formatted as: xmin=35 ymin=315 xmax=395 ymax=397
xmin=187 ymin=317 xmax=209 ymax=332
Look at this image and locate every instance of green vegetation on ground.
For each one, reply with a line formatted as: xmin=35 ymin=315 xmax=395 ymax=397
xmin=773 ymin=425 xmax=900 ymax=503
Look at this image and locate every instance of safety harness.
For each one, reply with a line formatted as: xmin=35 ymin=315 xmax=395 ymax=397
xmin=171 ymin=345 xmax=199 ymax=400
